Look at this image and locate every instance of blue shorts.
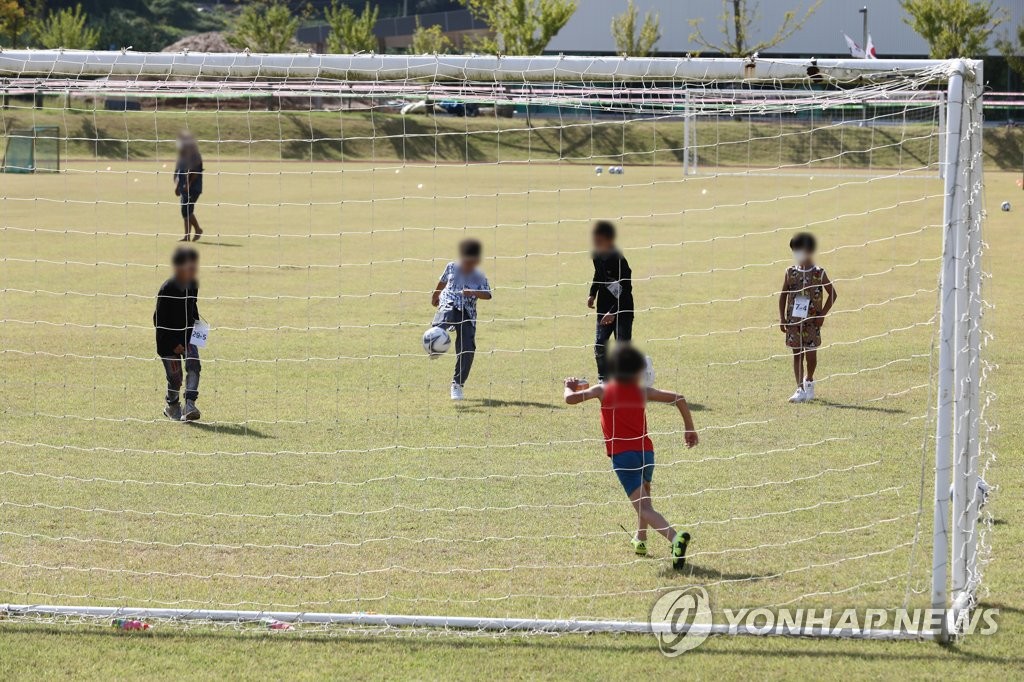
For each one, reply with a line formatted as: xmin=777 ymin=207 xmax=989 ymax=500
xmin=611 ymin=450 xmax=655 ymax=495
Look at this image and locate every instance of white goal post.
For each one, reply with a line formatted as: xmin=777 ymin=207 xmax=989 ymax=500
xmin=0 ymin=51 xmax=989 ymax=643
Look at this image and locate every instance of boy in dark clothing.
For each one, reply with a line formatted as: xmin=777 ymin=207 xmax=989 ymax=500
xmin=154 ymin=246 xmax=202 ymax=421
xmin=587 ymin=221 xmax=635 ymax=381
xmin=174 ymin=131 xmax=204 ymax=242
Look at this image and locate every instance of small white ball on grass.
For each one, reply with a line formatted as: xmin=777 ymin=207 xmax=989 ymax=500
xmin=133 ymin=178 xmax=139 ymax=183
xmin=1001 ymin=201 xmax=1011 ymax=212
xmin=417 ymin=183 xmax=424 ymax=189
xmin=701 ymin=188 xmax=708 ymax=195
xmin=395 ymin=168 xmax=401 ymax=174
xmin=105 ymin=166 xmax=111 ymax=171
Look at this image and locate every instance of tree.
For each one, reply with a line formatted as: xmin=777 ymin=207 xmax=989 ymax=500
xmin=901 ymin=0 xmax=1005 ymax=59
xmin=997 ymin=22 xmax=1024 ymax=78
xmin=460 ymin=0 xmax=577 ymax=55
xmin=228 ymin=0 xmax=299 ymax=53
xmin=87 ymin=0 xmax=225 ymax=51
xmin=0 ymin=0 xmax=26 ymax=47
xmin=611 ymin=0 xmax=660 ymax=57
xmin=32 ymin=4 xmax=100 ymax=49
xmin=410 ymin=18 xmax=453 ymax=54
xmin=325 ymin=0 xmax=379 ymax=53
xmin=689 ymin=0 xmax=820 ymax=57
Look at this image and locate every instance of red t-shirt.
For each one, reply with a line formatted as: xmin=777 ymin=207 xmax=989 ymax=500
xmin=600 ymin=381 xmax=654 ymax=456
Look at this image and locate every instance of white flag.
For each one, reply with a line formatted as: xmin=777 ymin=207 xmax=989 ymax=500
xmin=866 ymin=33 xmax=877 ymax=59
xmin=844 ymin=33 xmax=866 ymax=59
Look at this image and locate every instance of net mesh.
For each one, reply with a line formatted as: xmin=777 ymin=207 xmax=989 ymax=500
xmin=0 ymin=55 xmax=992 ymax=635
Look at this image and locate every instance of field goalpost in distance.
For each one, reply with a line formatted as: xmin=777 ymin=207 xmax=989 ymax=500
xmin=0 ymin=52 xmax=988 ymax=642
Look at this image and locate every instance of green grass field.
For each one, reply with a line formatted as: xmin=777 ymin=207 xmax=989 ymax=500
xmin=0 ymin=109 xmax=1021 ymax=678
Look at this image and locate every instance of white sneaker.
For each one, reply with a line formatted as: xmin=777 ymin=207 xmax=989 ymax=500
xmin=802 ymin=380 xmax=815 ymax=401
xmin=450 ymin=384 xmax=464 ymax=401
xmin=788 ymin=387 xmax=806 ymax=403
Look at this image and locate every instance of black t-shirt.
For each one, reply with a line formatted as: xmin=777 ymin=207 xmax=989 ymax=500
xmin=153 ymin=278 xmax=200 ymax=354
xmin=174 ymin=152 xmax=204 ymax=196
xmin=590 ymin=250 xmax=634 ymax=315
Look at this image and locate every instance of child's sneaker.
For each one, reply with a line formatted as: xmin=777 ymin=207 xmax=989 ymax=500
xmin=181 ymin=400 xmax=201 ymax=422
xmin=163 ymin=402 xmax=182 ymax=421
xmin=450 ymin=384 xmax=464 ymax=401
xmin=671 ymin=531 xmax=691 ymax=570
xmin=788 ymin=387 xmax=807 ymax=403
xmin=802 ymin=380 xmax=815 ymax=401
xmin=631 ymin=534 xmax=648 ymax=556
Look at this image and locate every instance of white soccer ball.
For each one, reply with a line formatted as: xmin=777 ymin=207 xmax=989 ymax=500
xmin=422 ymin=326 xmax=451 ymax=357
xmin=949 ymin=477 xmax=992 ymax=511
xmin=595 ymin=166 xmax=603 ymax=175
xmin=643 ymin=355 xmax=655 ymax=388
xmin=1001 ymin=201 xmax=1011 ymax=212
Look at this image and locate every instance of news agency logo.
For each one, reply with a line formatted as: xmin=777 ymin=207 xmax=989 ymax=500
xmin=649 ymin=593 xmax=1001 ymax=656
xmin=649 ymin=586 xmax=713 ymax=656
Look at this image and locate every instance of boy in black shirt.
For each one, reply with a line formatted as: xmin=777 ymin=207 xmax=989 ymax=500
xmin=587 ymin=221 xmax=635 ymax=382
xmin=174 ymin=131 xmax=204 ymax=242
xmin=154 ymin=246 xmax=202 ymax=421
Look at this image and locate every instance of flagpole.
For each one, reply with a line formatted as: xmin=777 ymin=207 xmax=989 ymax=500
xmin=859 ymin=7 xmax=868 ymax=57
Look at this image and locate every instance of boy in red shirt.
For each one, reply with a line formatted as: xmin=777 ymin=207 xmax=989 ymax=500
xmin=564 ymin=346 xmax=698 ymax=569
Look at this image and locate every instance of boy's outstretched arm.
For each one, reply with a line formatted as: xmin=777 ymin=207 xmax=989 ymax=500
xmin=646 ymin=387 xmax=699 ymax=448
xmin=463 ymin=288 xmax=492 ymax=301
xmin=430 ymin=278 xmax=446 ymax=307
xmin=817 ymin=273 xmax=837 ymax=327
xmin=564 ymin=377 xmax=604 ymax=405
xmin=778 ymin=274 xmax=790 ymax=333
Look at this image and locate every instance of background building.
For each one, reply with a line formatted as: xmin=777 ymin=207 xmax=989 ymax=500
xmin=547 ymin=0 xmax=1024 ymax=57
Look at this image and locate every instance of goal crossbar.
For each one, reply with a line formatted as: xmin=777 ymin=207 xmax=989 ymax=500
xmin=0 ymin=50 xmax=963 ymax=83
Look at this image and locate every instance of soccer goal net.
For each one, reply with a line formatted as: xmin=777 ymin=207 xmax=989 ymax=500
xmin=0 ymin=52 xmax=992 ymax=642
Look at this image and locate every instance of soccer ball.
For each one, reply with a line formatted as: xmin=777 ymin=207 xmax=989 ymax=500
xmin=594 ymin=166 xmax=603 ymax=175
xmin=422 ymin=326 xmax=451 ymax=357
xmin=643 ymin=355 xmax=655 ymax=388
xmin=1001 ymin=201 xmax=1011 ymax=212
xmin=948 ymin=477 xmax=992 ymax=511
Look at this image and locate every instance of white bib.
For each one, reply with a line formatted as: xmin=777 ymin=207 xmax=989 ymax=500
xmin=791 ymin=295 xmax=811 ymax=320
xmin=190 ymin=319 xmax=210 ymax=347
xmin=606 ymin=281 xmax=622 ymax=299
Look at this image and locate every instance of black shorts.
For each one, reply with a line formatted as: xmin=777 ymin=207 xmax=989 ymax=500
xmin=180 ymin=192 xmax=200 ymax=218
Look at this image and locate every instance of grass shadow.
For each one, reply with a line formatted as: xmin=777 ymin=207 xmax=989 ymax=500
xmin=813 ymin=399 xmax=905 ymax=415
xmin=464 ymin=398 xmax=564 ymax=410
xmin=663 ymin=562 xmax=778 ymax=582
xmin=192 ymin=240 xmax=243 ymax=248
xmin=75 ymin=119 xmax=128 ymax=159
xmin=183 ymin=421 xmax=274 ymax=439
